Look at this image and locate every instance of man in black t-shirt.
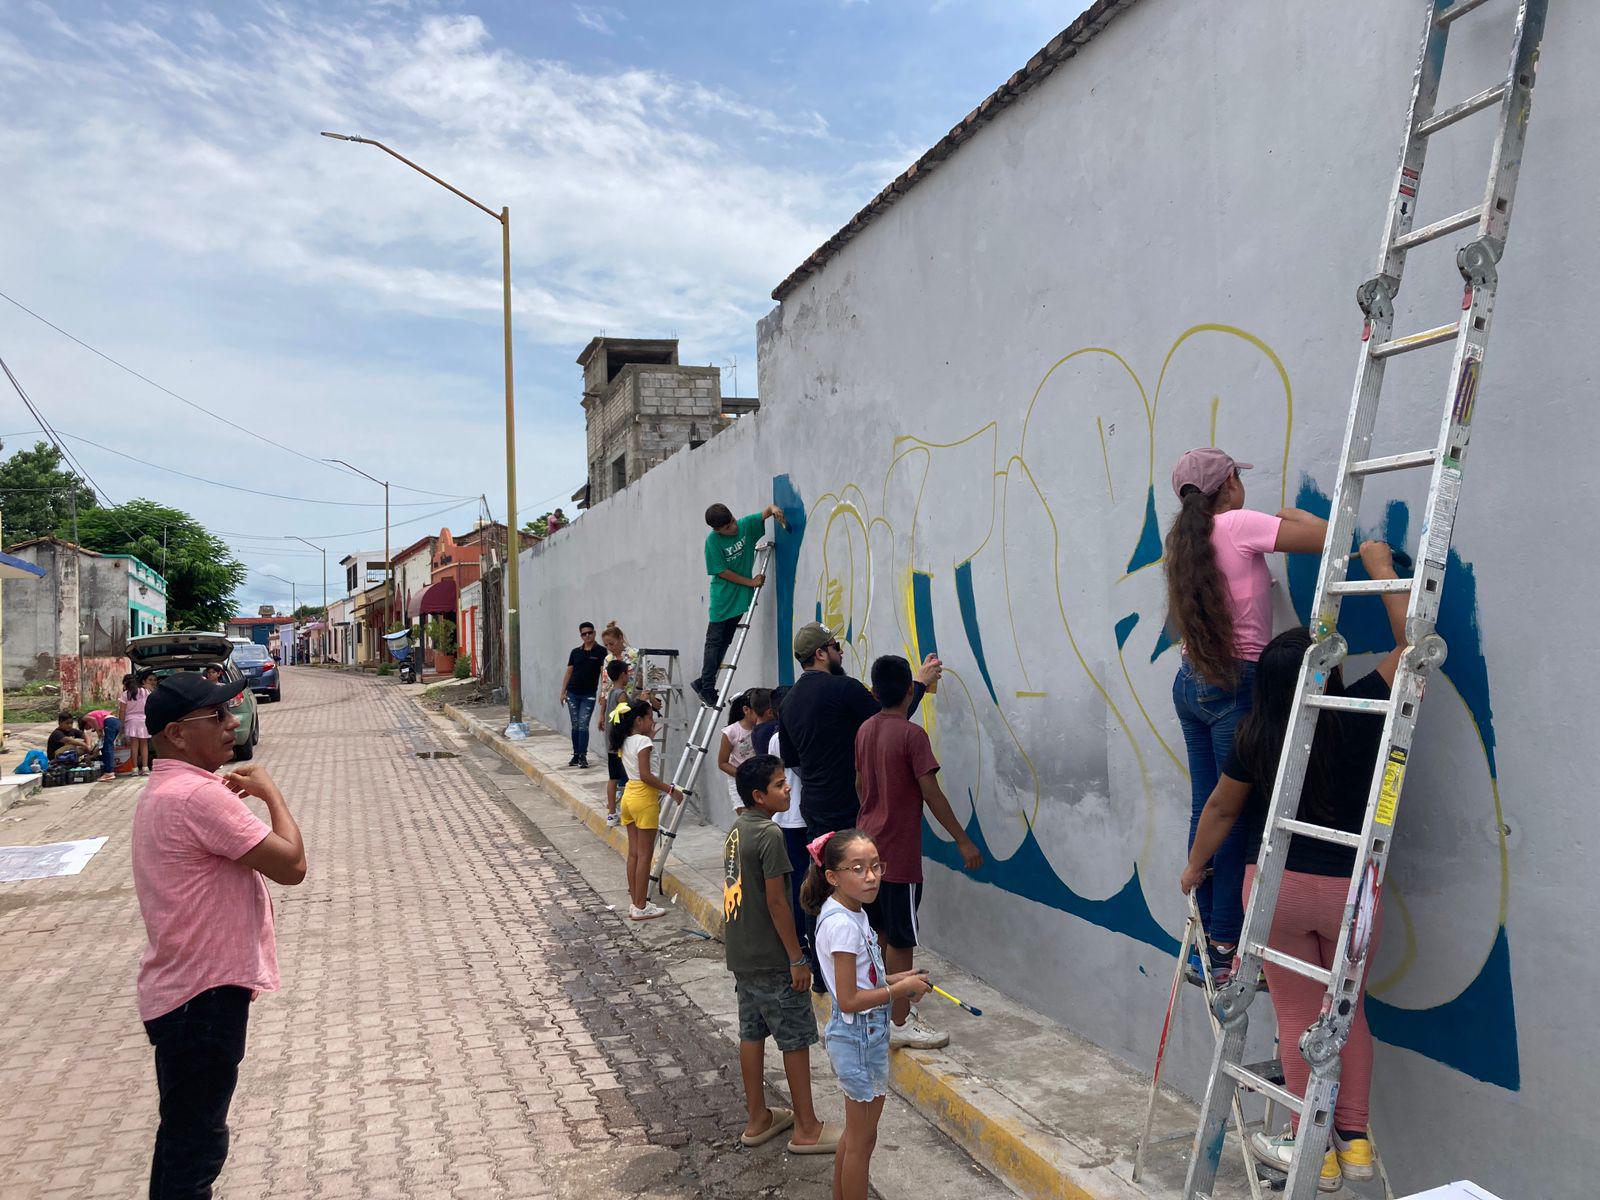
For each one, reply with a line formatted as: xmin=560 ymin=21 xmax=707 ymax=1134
xmin=558 ymin=622 xmax=608 ymax=768
xmin=776 ymin=622 xmax=941 ymax=838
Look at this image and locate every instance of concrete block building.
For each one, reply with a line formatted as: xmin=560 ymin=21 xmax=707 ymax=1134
xmin=1 ymin=538 xmax=166 ymax=702
xmin=578 ymin=337 xmax=757 ymax=507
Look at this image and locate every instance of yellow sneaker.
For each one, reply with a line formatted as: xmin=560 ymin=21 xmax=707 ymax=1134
xmin=1334 ymin=1133 xmax=1376 ymax=1180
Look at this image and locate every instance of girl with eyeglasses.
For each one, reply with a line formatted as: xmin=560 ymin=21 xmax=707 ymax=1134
xmin=800 ymin=829 xmax=932 ymax=1200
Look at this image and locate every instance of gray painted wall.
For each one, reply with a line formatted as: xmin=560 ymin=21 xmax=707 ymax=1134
xmin=518 ymin=2 xmax=1597 ymax=1191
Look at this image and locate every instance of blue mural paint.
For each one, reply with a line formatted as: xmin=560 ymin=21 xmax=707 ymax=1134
xmin=1114 ymin=612 xmax=1140 ymax=651
xmin=1367 ymin=925 xmax=1520 ymax=1090
xmin=955 ymin=562 xmax=998 ymax=704
xmin=1288 ymin=474 xmax=1518 ymax=1090
xmin=1150 ymin=622 xmax=1177 ymax=663
xmin=923 ymin=801 xmax=1181 ymax=957
xmin=1125 ymin=486 xmax=1163 ymax=574
xmin=1288 ymin=477 xmax=1498 ymax=776
xmin=772 ymin=475 xmax=806 ymax=687
xmin=911 ymin=570 xmax=938 ymax=663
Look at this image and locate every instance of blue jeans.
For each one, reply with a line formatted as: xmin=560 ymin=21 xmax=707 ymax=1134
xmin=1173 ymin=659 xmax=1256 ymax=946
xmin=565 ymin=695 xmax=596 ymax=759
xmin=101 ymin=716 xmax=121 ymax=776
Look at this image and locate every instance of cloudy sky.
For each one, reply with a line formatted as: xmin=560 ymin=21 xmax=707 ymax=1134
xmin=0 ymin=0 xmax=1083 ymax=612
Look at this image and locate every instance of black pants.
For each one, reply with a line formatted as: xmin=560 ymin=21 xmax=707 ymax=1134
xmin=144 ymin=985 xmax=251 ymax=1200
xmin=693 ymin=616 xmax=743 ymax=705
xmin=804 ymin=807 xmax=858 ymax=991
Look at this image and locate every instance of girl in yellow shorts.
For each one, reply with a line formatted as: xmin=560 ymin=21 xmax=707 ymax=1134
xmin=612 ymin=702 xmax=682 ymax=921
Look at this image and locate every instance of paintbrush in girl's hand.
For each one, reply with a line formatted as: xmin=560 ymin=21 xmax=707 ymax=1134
xmin=929 ymin=984 xmax=983 ymax=1017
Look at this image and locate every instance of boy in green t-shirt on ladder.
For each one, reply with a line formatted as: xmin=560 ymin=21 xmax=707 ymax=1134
xmin=695 ymin=501 xmax=787 ymax=707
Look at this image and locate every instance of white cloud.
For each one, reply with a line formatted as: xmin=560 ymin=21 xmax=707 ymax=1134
xmin=572 ymin=4 xmax=619 ymax=35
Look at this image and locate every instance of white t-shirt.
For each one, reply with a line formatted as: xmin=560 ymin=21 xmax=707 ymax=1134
xmin=620 ymin=733 xmax=653 ymax=783
xmin=723 ymin=721 xmax=756 ymax=811
xmin=814 ymin=896 xmax=884 ymax=1024
xmin=770 ymin=730 xmax=805 ymax=830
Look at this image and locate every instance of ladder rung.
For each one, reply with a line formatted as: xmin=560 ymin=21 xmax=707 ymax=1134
xmin=1391 ymin=205 xmax=1483 ymax=253
xmin=1416 ymin=82 xmax=1510 ymax=138
xmin=1349 ymin=449 xmax=1436 ymax=476
xmin=1248 ymin=944 xmax=1333 ymax=987
xmin=1436 ymin=0 xmax=1495 ymax=25
xmin=1222 ymin=1061 xmax=1301 ymax=1112
xmin=1371 ymin=322 xmax=1460 ymax=359
xmin=1277 ymin=817 xmax=1362 ymax=849
xmin=1326 ymin=577 xmax=1411 ymax=596
xmin=1305 ymin=693 xmax=1393 ymax=715
xmin=1243 ymin=1058 xmax=1286 ymax=1086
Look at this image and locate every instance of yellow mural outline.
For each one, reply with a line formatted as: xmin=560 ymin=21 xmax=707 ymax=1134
xmin=795 ymin=322 xmax=1505 ymax=1013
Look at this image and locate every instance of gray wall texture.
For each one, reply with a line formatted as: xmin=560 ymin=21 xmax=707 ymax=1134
xmin=518 ymin=2 xmax=1597 ymax=1192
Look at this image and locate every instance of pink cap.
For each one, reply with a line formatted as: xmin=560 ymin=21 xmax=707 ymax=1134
xmin=1171 ymin=447 xmax=1252 ymax=498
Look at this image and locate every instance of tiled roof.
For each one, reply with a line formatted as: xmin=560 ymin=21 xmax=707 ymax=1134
xmin=770 ymin=0 xmax=1140 ymax=302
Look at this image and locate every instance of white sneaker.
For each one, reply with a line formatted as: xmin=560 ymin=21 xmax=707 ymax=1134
xmin=629 ymin=902 xmax=666 ymax=921
xmin=606 ymin=811 xmax=620 ymax=827
xmin=1249 ymin=1130 xmax=1341 ymax=1193
xmin=890 ymin=1015 xmax=949 ymax=1050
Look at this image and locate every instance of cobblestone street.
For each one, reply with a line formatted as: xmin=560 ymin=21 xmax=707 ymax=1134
xmin=0 ymin=667 xmax=941 ymax=1199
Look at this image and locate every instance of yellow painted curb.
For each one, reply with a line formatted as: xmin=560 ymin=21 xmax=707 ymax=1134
xmin=444 ymin=703 xmax=1109 ymax=1200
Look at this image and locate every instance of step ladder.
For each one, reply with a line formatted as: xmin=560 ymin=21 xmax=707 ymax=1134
xmin=635 ymin=647 xmax=685 ymax=766
xmin=649 ymin=543 xmax=773 ymax=892
xmin=1184 ymin=3 xmax=1547 ymax=1198
xmin=1135 ymin=892 xmax=1281 ymax=1200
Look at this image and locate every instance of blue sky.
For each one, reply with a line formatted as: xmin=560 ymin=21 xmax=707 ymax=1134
xmin=0 ymin=0 xmax=1085 ymax=611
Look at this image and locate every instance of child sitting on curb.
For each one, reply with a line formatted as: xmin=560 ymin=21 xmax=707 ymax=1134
xmin=723 ymin=755 xmax=837 ymax=1156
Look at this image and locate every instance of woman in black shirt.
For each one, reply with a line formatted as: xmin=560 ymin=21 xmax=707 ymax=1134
xmin=1180 ymin=540 xmax=1406 ymax=1191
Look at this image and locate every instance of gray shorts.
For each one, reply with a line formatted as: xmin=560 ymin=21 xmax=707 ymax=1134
xmin=734 ymin=969 xmax=819 ymax=1052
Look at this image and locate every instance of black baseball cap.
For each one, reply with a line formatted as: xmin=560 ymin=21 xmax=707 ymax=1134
xmin=146 ymin=672 xmax=249 ymax=736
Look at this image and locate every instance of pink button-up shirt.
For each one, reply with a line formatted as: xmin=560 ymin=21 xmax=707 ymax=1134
xmin=132 ymin=759 xmax=278 ymax=1022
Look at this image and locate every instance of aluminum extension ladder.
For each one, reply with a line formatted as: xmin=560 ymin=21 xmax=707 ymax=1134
xmin=649 ymin=543 xmax=773 ymax=892
xmin=1185 ymin=3 xmax=1547 ymax=1197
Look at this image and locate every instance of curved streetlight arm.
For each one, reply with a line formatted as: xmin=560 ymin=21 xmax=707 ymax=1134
xmin=320 ymin=132 xmax=502 ymax=223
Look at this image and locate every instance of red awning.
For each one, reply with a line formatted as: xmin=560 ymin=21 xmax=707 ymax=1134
xmin=408 ymin=577 xmax=458 ymax=618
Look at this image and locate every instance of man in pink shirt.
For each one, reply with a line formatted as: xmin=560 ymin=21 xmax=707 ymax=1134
xmin=133 ymin=672 xmax=307 ymax=1199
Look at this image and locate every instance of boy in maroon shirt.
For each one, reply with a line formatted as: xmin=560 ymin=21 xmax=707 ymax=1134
xmin=854 ymin=654 xmax=982 ymax=1050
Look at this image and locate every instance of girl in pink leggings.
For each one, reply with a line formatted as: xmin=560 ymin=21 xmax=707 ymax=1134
xmin=1182 ymin=539 xmax=1406 ymax=1193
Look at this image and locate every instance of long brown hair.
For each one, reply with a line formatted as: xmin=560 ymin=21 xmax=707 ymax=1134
xmin=1164 ymin=483 xmax=1238 ymax=688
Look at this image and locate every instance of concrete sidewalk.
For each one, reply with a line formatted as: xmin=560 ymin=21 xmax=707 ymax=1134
xmin=439 ymin=701 xmax=1309 ymax=1200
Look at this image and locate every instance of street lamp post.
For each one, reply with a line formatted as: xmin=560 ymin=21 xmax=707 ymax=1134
xmin=261 ymin=572 xmax=297 ymax=659
xmin=289 ymin=536 xmax=327 ymax=663
xmin=321 ymin=131 xmax=525 ymax=733
xmin=326 ymin=458 xmax=391 ymax=650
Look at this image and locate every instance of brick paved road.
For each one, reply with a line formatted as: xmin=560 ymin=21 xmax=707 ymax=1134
xmin=0 ymin=668 xmax=848 ymax=1198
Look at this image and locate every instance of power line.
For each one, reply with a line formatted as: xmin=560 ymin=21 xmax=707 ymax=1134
xmin=0 ymin=288 xmax=476 ymax=499
xmin=35 ymin=429 xmax=469 ymax=508
xmin=212 ymin=496 xmax=477 ymax=542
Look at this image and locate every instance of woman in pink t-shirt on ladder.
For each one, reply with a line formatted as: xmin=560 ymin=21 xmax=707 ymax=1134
xmin=1163 ymin=448 xmax=1326 ymax=982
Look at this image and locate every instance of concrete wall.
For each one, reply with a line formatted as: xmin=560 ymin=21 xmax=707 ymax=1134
xmin=518 ymin=2 xmax=1598 ymax=1191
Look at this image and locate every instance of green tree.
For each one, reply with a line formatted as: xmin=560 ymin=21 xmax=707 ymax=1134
xmin=68 ymin=500 xmax=246 ymax=631
xmin=522 ymin=511 xmax=553 ymax=538
xmin=293 ymin=603 xmax=327 ymax=621
xmin=0 ymin=440 xmax=98 ymax=544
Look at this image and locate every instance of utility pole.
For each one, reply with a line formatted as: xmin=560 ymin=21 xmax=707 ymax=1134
xmin=327 ymin=459 xmax=390 ymax=645
xmin=322 ymin=131 xmax=524 ymax=733
xmin=290 ymin=536 xmax=327 ymax=663
xmin=69 ymin=481 xmax=77 ymax=544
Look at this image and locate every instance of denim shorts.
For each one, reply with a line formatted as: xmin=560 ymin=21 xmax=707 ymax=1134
xmin=825 ymin=1004 xmax=890 ymax=1102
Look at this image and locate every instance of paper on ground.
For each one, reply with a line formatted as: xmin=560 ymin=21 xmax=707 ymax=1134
xmin=0 ymin=837 xmax=109 ymax=882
